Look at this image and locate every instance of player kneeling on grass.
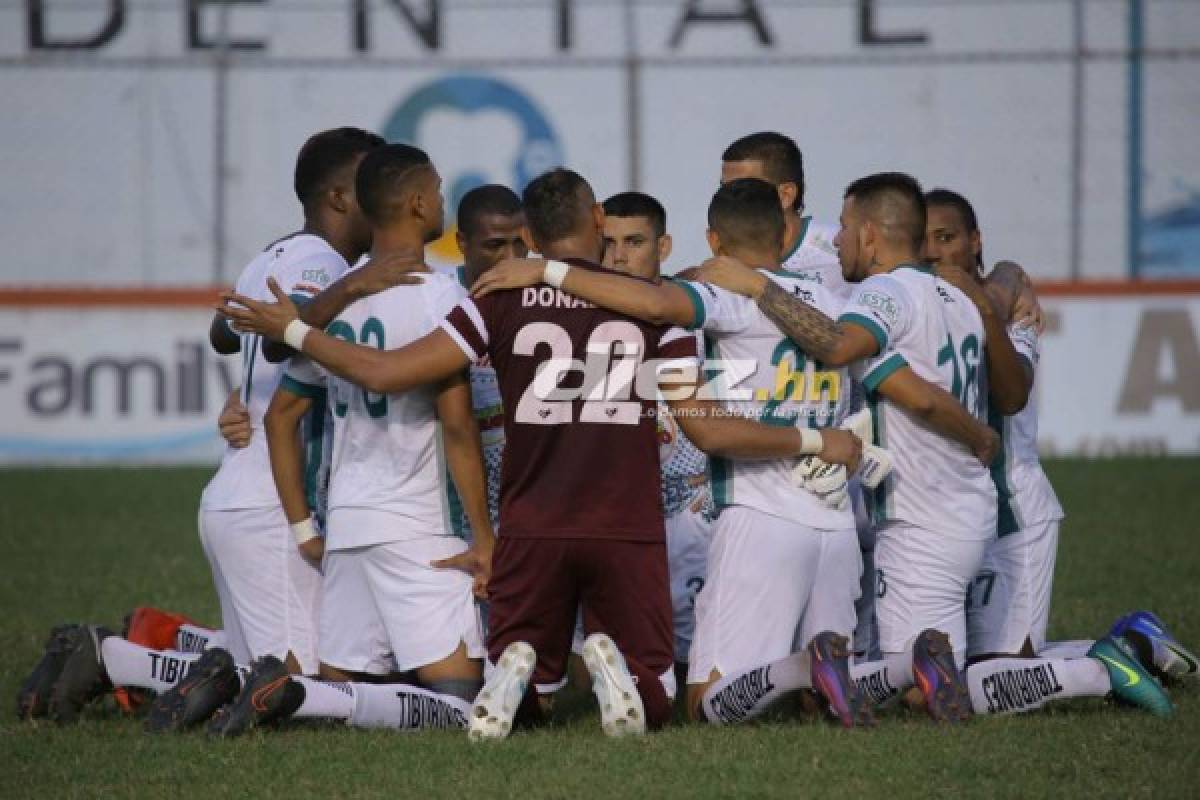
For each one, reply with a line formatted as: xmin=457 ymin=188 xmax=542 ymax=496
xmin=220 ymin=168 xmax=867 ymax=740
xmin=203 ymin=144 xmax=494 ymax=737
xmin=923 ymin=188 xmax=1191 ymax=718
xmin=469 ymin=179 xmax=921 ymax=728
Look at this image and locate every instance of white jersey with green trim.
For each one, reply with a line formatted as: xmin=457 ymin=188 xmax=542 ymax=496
xmin=678 ymin=270 xmax=854 ymax=530
xmin=200 ymin=233 xmax=346 ymax=513
xmin=840 ymin=265 xmax=997 ymax=541
xmin=782 ymin=217 xmax=850 ymax=301
xmin=284 ymin=272 xmax=467 ymax=551
xmin=990 ymin=322 xmax=1064 ymax=535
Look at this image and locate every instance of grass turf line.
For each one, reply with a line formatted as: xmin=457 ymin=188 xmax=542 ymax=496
xmin=1 ymin=460 xmax=1198 ymax=799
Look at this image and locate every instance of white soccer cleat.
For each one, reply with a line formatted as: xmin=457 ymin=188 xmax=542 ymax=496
xmin=581 ymin=633 xmax=646 ymax=738
xmin=468 ymin=641 xmax=536 ymax=742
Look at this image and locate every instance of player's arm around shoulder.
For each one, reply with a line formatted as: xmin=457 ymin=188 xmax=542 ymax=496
xmin=471 ymin=257 xmax=699 ymax=328
xmin=432 ymin=372 xmax=493 ymax=599
xmin=872 ymin=361 xmax=999 ymax=467
xmin=220 ymin=277 xmax=469 ymax=395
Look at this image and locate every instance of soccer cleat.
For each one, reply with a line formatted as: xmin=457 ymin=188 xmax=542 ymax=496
xmin=468 ymin=641 xmax=536 ymax=742
xmin=207 ymin=655 xmax=300 ymax=738
xmin=1088 ymin=635 xmax=1173 ymax=718
xmin=581 ymin=633 xmax=646 ymax=738
xmin=1110 ymin=611 xmax=1198 ymax=681
xmin=911 ymin=629 xmax=971 ymax=724
xmin=808 ymin=631 xmax=874 ymax=729
xmin=48 ymin=624 xmax=115 ymax=724
xmin=16 ymin=624 xmax=79 ymax=720
xmin=145 ymin=647 xmax=240 ymax=733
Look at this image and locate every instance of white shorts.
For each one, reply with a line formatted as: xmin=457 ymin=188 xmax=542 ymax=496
xmin=967 ymin=520 xmax=1060 ymax=658
xmin=198 ymin=506 xmax=321 ymax=674
xmin=873 ymin=522 xmax=988 ymax=668
xmin=687 ymin=506 xmax=860 ymax=685
xmin=319 ymin=537 xmax=485 ymax=675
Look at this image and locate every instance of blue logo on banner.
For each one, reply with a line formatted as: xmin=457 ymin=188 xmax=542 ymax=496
xmin=382 ymin=74 xmax=563 ymax=261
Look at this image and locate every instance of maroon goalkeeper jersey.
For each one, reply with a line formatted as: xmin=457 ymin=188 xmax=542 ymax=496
xmin=441 ymin=260 xmax=698 ymax=542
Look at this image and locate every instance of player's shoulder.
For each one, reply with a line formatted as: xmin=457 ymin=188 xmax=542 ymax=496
xmin=802 ymin=218 xmax=840 ymax=253
xmin=267 ymin=233 xmax=347 ymax=293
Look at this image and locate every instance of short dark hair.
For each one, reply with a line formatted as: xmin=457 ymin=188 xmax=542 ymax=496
xmin=844 ymin=172 xmax=926 ymax=251
xmin=708 ymin=178 xmax=786 ymax=255
xmin=521 ymin=168 xmax=594 ymax=246
xmin=457 ymin=184 xmax=522 ymax=236
xmin=603 ymin=192 xmax=667 ymax=239
xmin=722 ymin=131 xmax=805 ymax=211
xmin=355 ymin=143 xmax=432 ymax=226
xmin=926 ymin=187 xmax=983 ymax=268
xmin=294 ymin=127 xmax=386 ymax=211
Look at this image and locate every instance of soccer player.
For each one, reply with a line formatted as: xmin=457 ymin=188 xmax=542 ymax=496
xmin=925 ymin=188 xmax=1183 ymax=717
xmin=37 ymin=127 xmax=386 ymax=727
xmin=672 ymin=173 xmax=1005 ymax=721
xmin=471 ymin=177 xmax=999 ymax=727
xmin=205 ymin=144 xmax=493 ymax=737
xmin=601 ymin=191 xmax=711 ymax=671
xmin=720 ymin=132 xmax=845 ymax=298
xmin=218 ymin=167 xmax=865 ymax=739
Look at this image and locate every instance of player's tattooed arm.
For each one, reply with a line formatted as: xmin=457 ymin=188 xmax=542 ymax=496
xmin=686 ymin=257 xmax=877 ymax=365
xmin=264 ymin=386 xmax=323 ymax=564
xmin=935 ymin=264 xmax=1031 ymax=414
xmin=220 ymin=277 xmax=469 ymax=395
xmin=262 ymin=252 xmax=429 ymax=363
xmin=430 ymin=373 xmax=493 ymax=600
xmin=875 ymin=365 xmax=1000 ymax=466
xmin=471 ymin=258 xmax=699 ymax=327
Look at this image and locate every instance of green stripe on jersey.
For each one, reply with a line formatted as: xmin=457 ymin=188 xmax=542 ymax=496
xmin=281 ymin=374 xmax=325 ymax=399
xmin=839 ymin=312 xmax=888 ymax=354
xmin=867 ymin=392 xmax=894 ymax=526
xmin=988 ymin=404 xmax=1021 ymax=536
xmin=782 ymin=216 xmax=811 ymax=263
xmin=303 ymin=393 xmax=327 ymax=518
xmin=675 ymin=280 xmax=707 ymax=329
xmin=862 ymin=352 xmax=908 ymax=393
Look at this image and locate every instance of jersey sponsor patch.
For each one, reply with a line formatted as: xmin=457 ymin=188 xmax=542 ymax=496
xmin=855 ymin=290 xmax=900 ymax=326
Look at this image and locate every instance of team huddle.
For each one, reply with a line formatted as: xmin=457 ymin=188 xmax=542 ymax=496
xmin=17 ymin=129 xmax=1197 ymax=738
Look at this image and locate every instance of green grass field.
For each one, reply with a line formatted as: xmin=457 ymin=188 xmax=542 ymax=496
xmin=2 ymin=460 xmax=1199 ymax=799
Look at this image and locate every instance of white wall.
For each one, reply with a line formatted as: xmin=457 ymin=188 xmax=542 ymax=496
xmin=0 ymin=0 xmax=1197 ymax=285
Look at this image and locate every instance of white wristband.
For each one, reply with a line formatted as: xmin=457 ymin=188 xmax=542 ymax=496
xmin=543 ymin=259 xmax=570 ymax=289
xmin=283 ymin=318 xmax=312 ymax=351
xmin=798 ymin=428 xmax=824 ymax=456
xmin=290 ymin=516 xmax=319 ymax=546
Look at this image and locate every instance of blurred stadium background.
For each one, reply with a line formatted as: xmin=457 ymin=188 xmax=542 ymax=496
xmin=0 ymin=0 xmax=1197 ymax=464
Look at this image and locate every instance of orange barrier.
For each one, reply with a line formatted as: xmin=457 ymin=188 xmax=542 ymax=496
xmin=0 ymin=280 xmax=1198 ymax=307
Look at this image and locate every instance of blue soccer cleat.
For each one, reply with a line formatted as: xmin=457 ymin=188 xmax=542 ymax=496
xmin=1088 ymin=635 xmax=1173 ymax=718
xmin=1110 ymin=611 xmax=1198 ymax=681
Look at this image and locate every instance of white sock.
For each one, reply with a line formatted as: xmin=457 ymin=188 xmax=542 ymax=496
xmin=698 ymin=651 xmax=812 ymax=725
xmin=967 ymin=657 xmax=1110 ymax=715
xmin=1038 ymin=640 xmax=1095 ymax=660
xmin=100 ymin=638 xmax=202 ymax=693
xmin=291 ymin=677 xmax=356 ymax=720
xmin=174 ymin=624 xmax=225 ymax=653
xmin=849 ymin=651 xmax=914 ymax=707
xmin=348 ymin=682 xmax=472 ymax=730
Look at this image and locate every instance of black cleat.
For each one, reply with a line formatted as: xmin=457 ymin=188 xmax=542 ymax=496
xmin=808 ymin=631 xmax=875 ymax=729
xmin=48 ymin=624 xmax=115 ymax=724
xmin=207 ymin=655 xmax=302 ymax=738
xmin=144 ymin=647 xmax=240 ymax=733
xmin=16 ymin=624 xmax=80 ymax=720
xmin=912 ymin=629 xmax=972 ymax=724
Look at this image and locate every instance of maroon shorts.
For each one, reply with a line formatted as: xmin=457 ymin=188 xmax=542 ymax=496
xmin=486 ymin=536 xmax=673 ymax=690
